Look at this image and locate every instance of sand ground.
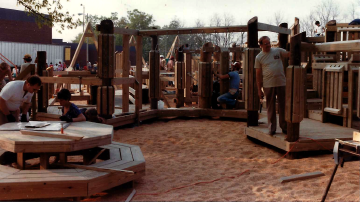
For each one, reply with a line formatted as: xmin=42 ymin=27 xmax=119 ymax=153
xmin=77 ymin=118 xmax=360 ymax=202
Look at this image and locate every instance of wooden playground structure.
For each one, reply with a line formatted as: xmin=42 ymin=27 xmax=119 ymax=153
xmin=1 ymin=16 xmax=360 ymax=199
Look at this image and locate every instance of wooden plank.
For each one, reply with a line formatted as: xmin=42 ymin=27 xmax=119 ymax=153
xmin=69 ymin=22 xmax=89 ymax=68
xmin=59 ymin=163 xmax=134 ymax=174
xmin=324 ymin=107 xmax=342 ymax=114
xmin=292 ymin=66 xmax=301 ymax=122
xmin=348 ymin=69 xmax=353 ymax=128
xmin=257 ymin=22 xmax=291 ymax=34
xmin=285 ymin=66 xmax=293 ymax=122
xmin=329 ymin=72 xmax=334 ymax=108
xmin=122 ymin=35 xmax=130 ymax=113
xmin=334 ymin=72 xmax=338 ymax=108
xmin=338 ymin=70 xmax=343 ymax=110
xmin=353 ymin=131 xmax=360 ymax=141
xmin=40 ymin=153 xmax=50 ymax=170
xmin=20 ymin=130 xmax=84 ymax=141
xmin=301 ymin=40 xmax=360 ymax=52
xmin=139 ymin=25 xmax=248 ymax=36
xmin=16 ymin=153 xmax=24 ymax=170
xmin=114 ymin=27 xmax=139 ymax=35
xmin=40 ymin=76 xmax=103 ymax=85
xmin=280 ymin=171 xmax=325 ymax=183
xmin=326 ymin=72 xmax=330 ymax=108
xmin=136 ymin=36 xmax=143 ymax=110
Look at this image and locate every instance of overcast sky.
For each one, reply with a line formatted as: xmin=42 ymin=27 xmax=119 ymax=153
xmin=1 ymin=0 xmax=359 ymax=42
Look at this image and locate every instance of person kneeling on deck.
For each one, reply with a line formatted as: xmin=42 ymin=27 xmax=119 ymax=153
xmin=57 ymin=89 xmax=86 ymax=122
xmin=0 ymin=75 xmax=41 ymax=125
xmin=213 ymin=62 xmax=241 ymax=109
xmin=255 ymin=36 xmax=290 ymax=136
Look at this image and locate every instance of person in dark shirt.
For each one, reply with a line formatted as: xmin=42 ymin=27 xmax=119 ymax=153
xmin=57 ymin=89 xmax=86 ymax=122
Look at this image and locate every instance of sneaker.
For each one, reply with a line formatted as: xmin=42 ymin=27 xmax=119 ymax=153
xmin=268 ymin=131 xmax=276 ymax=136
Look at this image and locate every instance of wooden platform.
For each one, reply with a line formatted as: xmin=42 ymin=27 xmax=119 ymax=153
xmin=0 ymin=142 xmax=145 ymax=200
xmin=245 ymin=117 xmax=354 ymax=152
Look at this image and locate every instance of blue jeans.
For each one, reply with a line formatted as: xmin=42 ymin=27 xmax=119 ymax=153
xmin=217 ymin=91 xmax=239 ymax=107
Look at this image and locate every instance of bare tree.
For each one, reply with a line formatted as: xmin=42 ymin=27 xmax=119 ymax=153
xmin=315 ymin=0 xmax=341 ymax=26
xmin=301 ymin=11 xmax=316 ymax=37
xmin=210 ymin=13 xmax=222 ymax=46
xmin=268 ymin=10 xmax=285 ymax=26
xmin=222 ymin=13 xmax=236 ymax=48
xmin=348 ymin=2 xmax=359 ymax=19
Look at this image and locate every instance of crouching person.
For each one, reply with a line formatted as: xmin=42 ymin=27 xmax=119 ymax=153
xmin=57 ymin=89 xmax=86 ymax=122
xmin=213 ymin=62 xmax=241 ymax=109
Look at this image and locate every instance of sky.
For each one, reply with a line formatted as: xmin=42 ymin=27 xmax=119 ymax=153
xmin=0 ymin=0 xmax=359 ymax=42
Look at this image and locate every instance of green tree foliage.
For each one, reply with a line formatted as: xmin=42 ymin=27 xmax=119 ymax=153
xmin=17 ymin=0 xmax=80 ymax=33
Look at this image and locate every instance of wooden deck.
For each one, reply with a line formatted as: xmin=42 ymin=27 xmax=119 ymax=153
xmin=245 ymin=117 xmax=354 ymax=152
xmin=0 ymin=142 xmax=145 ymax=200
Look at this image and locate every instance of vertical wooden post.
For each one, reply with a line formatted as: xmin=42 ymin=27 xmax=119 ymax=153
xmin=325 ymin=20 xmax=337 ymax=58
xmin=198 ymin=42 xmax=213 ymax=108
xmin=184 ymin=52 xmax=192 ymax=105
xmin=246 ymin=16 xmax=259 ymax=126
xmin=17 ymin=153 xmax=25 ymax=170
xmin=278 ymin=23 xmax=289 ymax=72
xmin=96 ymin=20 xmax=115 ymax=119
xmin=122 ymin=35 xmax=130 ymax=112
xmin=285 ymin=32 xmax=306 ymax=142
xmin=37 ymin=51 xmax=47 ymax=113
xmin=149 ymin=35 xmax=159 ymax=109
xmin=136 ymin=36 xmax=143 ymax=111
xmin=175 ymin=46 xmax=185 ymax=108
xmin=219 ymin=51 xmax=229 ymax=95
xmin=48 ymin=67 xmax=54 ymax=98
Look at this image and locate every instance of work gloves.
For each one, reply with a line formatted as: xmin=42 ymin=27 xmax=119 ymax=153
xmin=21 ymin=114 xmax=28 ymax=122
xmin=6 ymin=114 xmax=16 ymax=122
xmin=60 ymin=115 xmax=73 ymax=122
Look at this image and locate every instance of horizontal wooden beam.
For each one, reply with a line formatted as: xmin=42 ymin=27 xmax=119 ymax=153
xmin=257 ymin=23 xmax=291 ymax=34
xmin=40 ymin=77 xmax=103 ymax=85
xmin=228 ymin=47 xmax=244 ymax=52
xmin=112 ymin=77 xmax=136 ymax=85
xmin=138 ymin=25 xmax=248 ymax=36
xmin=114 ymin=27 xmax=139 ymax=35
xmin=306 ymin=37 xmax=325 ymax=43
xmin=301 ymin=40 xmax=360 ymax=52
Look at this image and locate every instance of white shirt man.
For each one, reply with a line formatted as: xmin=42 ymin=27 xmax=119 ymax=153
xmin=0 ymin=76 xmax=41 ymax=125
xmin=314 ymin=21 xmax=325 ymax=36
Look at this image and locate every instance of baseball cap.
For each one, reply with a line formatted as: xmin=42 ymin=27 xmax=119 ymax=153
xmin=231 ymin=62 xmax=241 ymax=69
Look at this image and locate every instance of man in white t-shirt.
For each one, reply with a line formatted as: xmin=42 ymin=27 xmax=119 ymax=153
xmin=314 ymin=21 xmax=325 ymax=37
xmin=255 ymin=36 xmax=290 ymax=135
xmin=0 ymin=75 xmax=41 ymax=125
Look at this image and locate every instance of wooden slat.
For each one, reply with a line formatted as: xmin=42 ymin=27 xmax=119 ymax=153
xmin=338 ymin=70 xmax=343 ymax=110
xmin=280 ymin=171 xmax=325 ymax=183
xmin=257 ymin=22 xmax=291 ymax=34
xmin=334 ymin=72 xmax=338 ymax=108
xmin=330 ymin=72 xmax=334 ymax=108
xmin=326 ymin=72 xmax=330 ymax=108
xmin=136 ymin=36 xmax=143 ymax=110
xmin=40 ymin=77 xmax=103 ymax=85
xmin=122 ymin=35 xmax=130 ymax=113
xmin=285 ymin=66 xmax=293 ymax=122
xmin=20 ymin=130 xmax=84 ymax=141
xmin=114 ymin=27 xmax=139 ymax=35
xmin=324 ymin=107 xmax=342 ymax=114
xmin=139 ymin=25 xmax=248 ymax=36
xmin=301 ymin=40 xmax=360 ymax=52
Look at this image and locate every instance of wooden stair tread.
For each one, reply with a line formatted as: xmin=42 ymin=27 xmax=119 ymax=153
xmin=307 ymin=98 xmax=322 ymax=103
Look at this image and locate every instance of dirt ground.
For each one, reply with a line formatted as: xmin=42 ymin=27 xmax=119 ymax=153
xmin=78 ymin=118 xmax=360 ymax=202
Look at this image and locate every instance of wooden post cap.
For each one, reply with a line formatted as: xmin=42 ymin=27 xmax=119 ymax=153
xmin=97 ymin=20 xmax=114 ymax=34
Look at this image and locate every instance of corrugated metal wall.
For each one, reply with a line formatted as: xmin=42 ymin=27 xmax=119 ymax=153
xmin=0 ymin=41 xmax=65 ymax=66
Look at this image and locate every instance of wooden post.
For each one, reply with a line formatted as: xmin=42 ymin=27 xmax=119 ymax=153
xmin=175 ymin=46 xmax=185 ymax=108
xmin=149 ymin=35 xmax=159 ymax=109
xmin=37 ymin=51 xmax=47 ymax=113
xmin=136 ymin=36 xmax=143 ymax=111
xmin=278 ymin=23 xmax=289 ymax=73
xmin=246 ymin=16 xmax=259 ymax=126
xmin=325 ymin=20 xmax=337 ymax=58
xmin=184 ymin=52 xmax=192 ymax=105
xmin=285 ymin=32 xmax=306 ymax=142
xmin=219 ymin=51 xmax=229 ymax=95
xmin=48 ymin=67 xmax=54 ymax=98
xmin=122 ymin=35 xmax=130 ymax=112
xmin=198 ymin=42 xmax=213 ymax=108
xmin=96 ymin=20 xmax=115 ymax=119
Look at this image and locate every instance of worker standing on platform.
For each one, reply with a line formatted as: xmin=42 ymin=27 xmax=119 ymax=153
xmin=255 ymin=36 xmax=290 ymax=136
xmin=160 ymin=55 xmax=166 ymax=70
xmin=0 ymin=75 xmax=41 ymax=125
xmin=213 ymin=62 xmax=241 ymax=109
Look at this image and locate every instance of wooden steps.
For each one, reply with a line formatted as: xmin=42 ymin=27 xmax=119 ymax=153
xmin=308 ymin=110 xmax=322 ymax=121
xmin=307 ymin=98 xmax=322 ymax=110
xmin=0 ymin=142 xmax=145 ymax=200
xmin=307 ymin=89 xmax=318 ymax=99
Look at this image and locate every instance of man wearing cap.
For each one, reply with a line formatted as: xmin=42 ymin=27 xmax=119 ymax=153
xmin=0 ymin=75 xmax=41 ymax=125
xmin=255 ymin=36 xmax=290 ymax=135
xmin=20 ymin=54 xmax=32 ymax=79
xmin=160 ymin=55 xmax=166 ymax=70
xmin=213 ymin=62 xmax=241 ymax=108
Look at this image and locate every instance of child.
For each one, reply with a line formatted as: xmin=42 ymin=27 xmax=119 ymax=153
xmin=57 ymin=89 xmax=86 ymax=122
xmin=85 ymin=108 xmax=105 ymax=123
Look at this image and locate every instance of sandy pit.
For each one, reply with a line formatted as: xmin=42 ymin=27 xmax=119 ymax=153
xmin=78 ymin=118 xmax=360 ymax=202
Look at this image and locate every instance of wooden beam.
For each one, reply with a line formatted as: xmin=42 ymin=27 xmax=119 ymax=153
xmin=280 ymin=171 xmax=325 ymax=183
xmin=139 ymin=25 xmax=248 ymax=36
xmin=301 ymin=40 xmax=360 ymax=52
xmin=257 ymin=22 xmax=291 ymax=34
xmin=136 ymin=36 xmax=143 ymax=110
xmin=20 ymin=130 xmax=84 ymax=140
xmin=39 ymin=77 xmax=103 ymax=85
xmin=122 ymin=35 xmax=130 ymax=113
xmin=69 ymin=22 xmax=91 ymax=68
xmin=114 ymin=27 xmax=139 ymax=35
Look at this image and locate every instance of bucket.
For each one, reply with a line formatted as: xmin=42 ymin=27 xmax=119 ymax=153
xmin=158 ymin=100 xmax=164 ymax=109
